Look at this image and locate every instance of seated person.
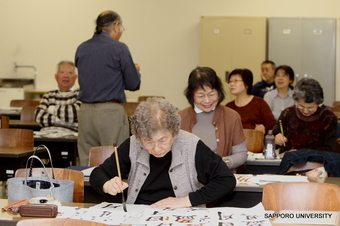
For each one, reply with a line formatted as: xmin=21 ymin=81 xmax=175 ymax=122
xmin=90 ymin=97 xmax=236 ymax=208
xmin=178 ymin=67 xmax=247 ymax=171
xmin=264 ymin=65 xmax=295 ymax=120
xmin=273 ymin=78 xmax=339 ymax=155
xmin=35 ymin=61 xmax=81 ymax=133
xmin=252 ymin=60 xmax=276 ymax=98
xmin=226 ymin=68 xmax=276 ymax=135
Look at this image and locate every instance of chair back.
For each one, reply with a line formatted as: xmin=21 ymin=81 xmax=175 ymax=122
xmin=262 ymin=182 xmax=340 ymax=211
xmin=122 ymin=102 xmax=139 ymax=117
xmin=10 ymin=99 xmax=40 ymax=107
xmin=89 ymin=146 xmax=114 ymax=167
xmin=1 ymin=115 xmax=10 ymax=128
xmin=333 ymin=101 xmax=340 ymax=107
xmin=15 ymin=168 xmax=84 ymax=203
xmin=16 ymin=218 xmax=108 ymax=226
xmin=138 ymin=96 xmax=165 ymax=102
xmin=0 ymin=128 xmax=33 ymax=148
xmin=331 ymin=106 xmax=340 ymax=112
xmin=20 ymin=106 xmax=37 ymax=121
xmin=243 ymin=129 xmax=264 ymax=153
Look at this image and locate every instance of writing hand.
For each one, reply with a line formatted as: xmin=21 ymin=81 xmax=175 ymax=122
xmin=150 ymin=196 xmax=191 ymax=209
xmin=275 ymin=133 xmax=287 ymax=146
xmin=103 ymin=176 xmax=128 ymax=196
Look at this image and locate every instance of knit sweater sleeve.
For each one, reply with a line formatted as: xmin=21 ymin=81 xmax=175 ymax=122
xmin=228 ymin=141 xmax=248 ymax=169
xmin=315 ymin=115 xmax=338 ymax=153
xmin=89 ymin=138 xmax=131 ymax=195
xmin=35 ymin=90 xmax=81 ymax=130
xmin=188 ymin=140 xmax=236 ymax=206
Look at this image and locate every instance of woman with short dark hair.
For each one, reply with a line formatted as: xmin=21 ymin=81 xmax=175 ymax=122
xmin=226 ymin=68 xmax=276 ymax=135
xmin=264 ymin=65 xmax=295 ymax=120
xmin=179 ymin=67 xmax=247 ymax=172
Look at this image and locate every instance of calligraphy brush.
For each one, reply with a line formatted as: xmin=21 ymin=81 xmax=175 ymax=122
xmin=279 ymin=120 xmax=286 ymax=147
xmin=113 ymin=143 xmax=127 ymax=212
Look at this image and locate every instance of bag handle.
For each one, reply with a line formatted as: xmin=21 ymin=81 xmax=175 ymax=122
xmin=29 ymin=144 xmax=55 ymax=179
xmin=25 ymin=155 xmax=55 ymax=196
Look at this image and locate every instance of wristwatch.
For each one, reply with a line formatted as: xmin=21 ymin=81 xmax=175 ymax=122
xmin=222 ymin=157 xmax=230 ymax=168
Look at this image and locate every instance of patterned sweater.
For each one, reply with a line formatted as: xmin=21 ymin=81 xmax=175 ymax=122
xmin=272 ymin=106 xmax=339 ymax=153
xmin=35 ymin=89 xmax=81 ymax=132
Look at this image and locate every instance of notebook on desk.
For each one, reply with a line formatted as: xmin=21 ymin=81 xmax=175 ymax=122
xmin=66 ymin=166 xmax=95 ymax=177
xmin=82 ymin=167 xmax=95 ymax=176
xmin=235 ymin=174 xmax=309 ymax=186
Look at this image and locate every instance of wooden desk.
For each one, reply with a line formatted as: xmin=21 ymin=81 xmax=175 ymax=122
xmin=34 ymin=137 xmax=78 ymax=167
xmin=245 ymin=159 xmax=281 ymax=174
xmin=0 ymin=112 xmax=20 ymax=120
xmin=24 ymin=90 xmax=47 ymax=99
xmin=0 ymin=147 xmax=45 ymax=181
xmin=0 ymin=199 xmax=94 ymax=225
xmin=9 ymin=120 xmax=41 ymax=131
xmin=0 ymin=199 xmax=338 ymax=226
xmin=215 ymin=176 xmax=340 ymax=208
xmin=68 ymin=165 xmax=340 ymax=209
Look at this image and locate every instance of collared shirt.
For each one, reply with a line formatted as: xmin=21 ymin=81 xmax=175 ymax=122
xmin=75 ymin=32 xmax=141 ymax=103
xmin=55 ymin=86 xmax=77 ymax=92
xmin=264 ymin=88 xmax=295 ymax=120
xmin=194 ymin=104 xmax=216 ymax=113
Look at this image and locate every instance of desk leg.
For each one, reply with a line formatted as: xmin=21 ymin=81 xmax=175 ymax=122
xmin=1 ymin=181 xmax=6 ymax=199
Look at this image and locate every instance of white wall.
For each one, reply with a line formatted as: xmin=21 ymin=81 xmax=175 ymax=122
xmin=1 ymin=0 xmax=340 ymax=110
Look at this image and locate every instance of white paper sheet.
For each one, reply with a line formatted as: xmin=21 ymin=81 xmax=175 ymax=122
xmin=81 ymin=167 xmax=95 ymax=177
xmin=235 ymin=174 xmax=309 ymax=186
xmin=139 ymin=203 xmax=272 ymax=226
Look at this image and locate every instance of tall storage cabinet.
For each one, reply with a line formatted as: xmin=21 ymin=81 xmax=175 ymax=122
xmin=200 ymin=17 xmax=267 ymax=104
xmin=268 ymin=17 xmax=336 ymax=106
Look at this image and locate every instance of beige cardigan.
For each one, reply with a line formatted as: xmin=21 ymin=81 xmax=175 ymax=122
xmin=178 ymin=105 xmax=245 ymax=157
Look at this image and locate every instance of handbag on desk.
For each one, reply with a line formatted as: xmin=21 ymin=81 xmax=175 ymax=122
xmin=7 ymin=145 xmax=74 ymax=202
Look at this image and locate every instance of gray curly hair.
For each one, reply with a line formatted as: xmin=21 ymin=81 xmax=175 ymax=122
xmin=130 ymin=97 xmax=180 ymax=139
xmin=293 ymin=78 xmax=324 ymax=104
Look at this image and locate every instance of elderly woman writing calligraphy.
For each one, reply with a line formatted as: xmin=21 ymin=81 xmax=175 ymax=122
xmin=273 ymin=78 xmax=339 ymax=154
xmin=90 ymin=97 xmax=236 ymax=208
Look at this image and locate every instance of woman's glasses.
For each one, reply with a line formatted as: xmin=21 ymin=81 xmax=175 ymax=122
xmin=227 ymin=79 xmax=243 ymax=84
xmin=295 ymin=104 xmax=317 ymax=113
xmin=193 ymin=92 xmax=217 ymax=100
xmin=142 ymin=139 xmax=172 ymax=149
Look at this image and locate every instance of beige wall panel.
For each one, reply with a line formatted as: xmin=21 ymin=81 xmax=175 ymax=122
xmin=200 ymin=17 xmax=267 ymax=104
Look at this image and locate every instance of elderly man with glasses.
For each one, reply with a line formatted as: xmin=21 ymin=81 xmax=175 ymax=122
xmin=75 ymin=10 xmax=141 ymax=166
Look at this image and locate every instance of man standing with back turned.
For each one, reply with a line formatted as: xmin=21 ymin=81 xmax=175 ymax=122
xmin=75 ymin=10 xmax=141 ymax=166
